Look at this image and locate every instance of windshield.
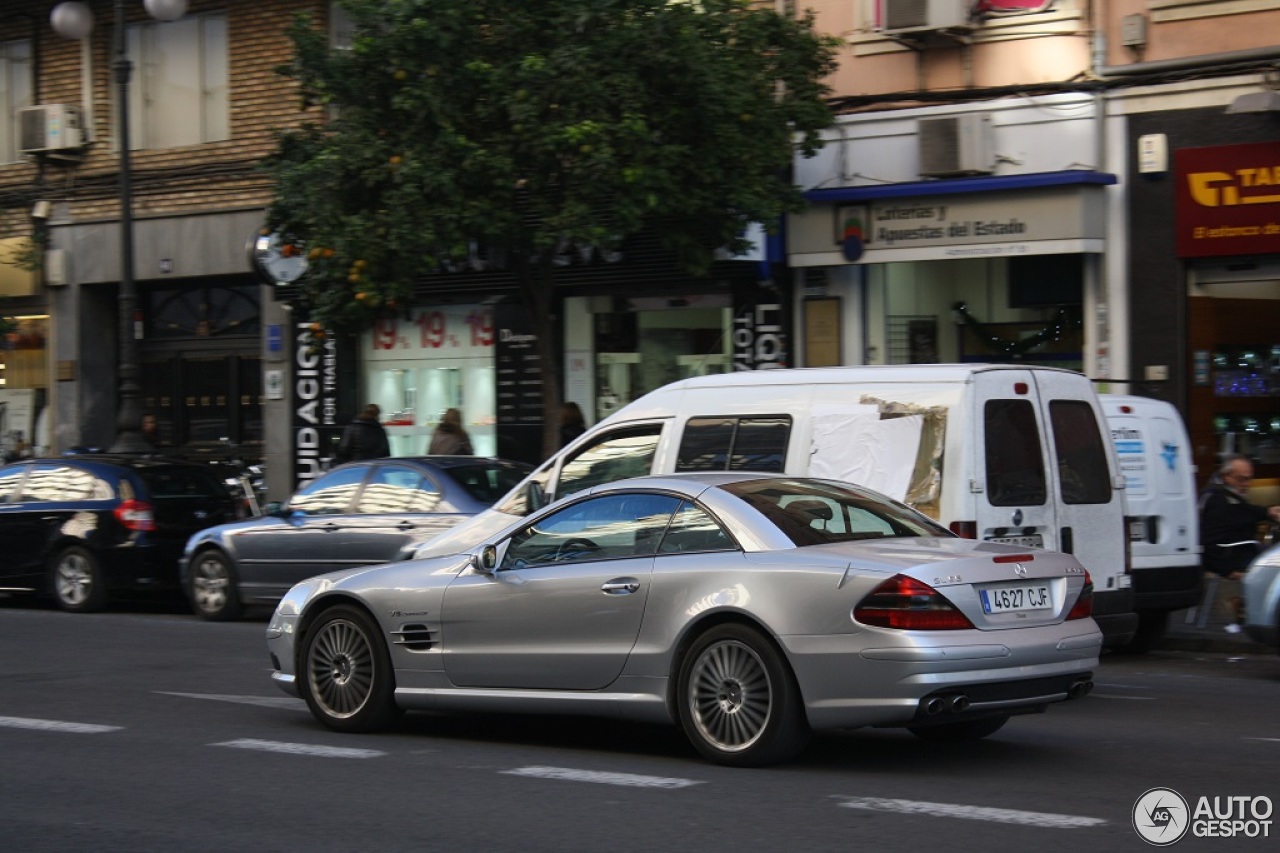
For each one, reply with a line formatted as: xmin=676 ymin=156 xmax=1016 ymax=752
xmin=720 ymin=478 xmax=950 ymax=547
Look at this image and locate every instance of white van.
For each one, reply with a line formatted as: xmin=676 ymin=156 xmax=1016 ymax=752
xmin=423 ymin=364 xmax=1137 ymax=644
xmin=1100 ymin=394 xmax=1203 ymax=651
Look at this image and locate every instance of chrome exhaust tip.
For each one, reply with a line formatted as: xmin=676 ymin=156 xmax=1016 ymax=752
xmin=949 ymin=694 xmax=970 ymax=713
xmin=925 ymin=697 xmax=946 ymax=715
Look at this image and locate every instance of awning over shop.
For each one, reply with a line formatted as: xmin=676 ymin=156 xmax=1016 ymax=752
xmin=802 ymin=170 xmax=1117 ymax=204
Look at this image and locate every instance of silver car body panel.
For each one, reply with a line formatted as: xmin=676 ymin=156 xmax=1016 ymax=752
xmin=268 ymin=473 xmax=1100 ymax=732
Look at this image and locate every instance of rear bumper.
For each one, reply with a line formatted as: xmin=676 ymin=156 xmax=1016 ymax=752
xmin=1091 ymin=588 xmax=1139 ymax=646
xmin=1131 ymin=564 xmax=1204 ymax=612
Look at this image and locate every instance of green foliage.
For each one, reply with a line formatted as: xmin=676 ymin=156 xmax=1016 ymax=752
xmin=262 ymin=0 xmax=839 ymax=333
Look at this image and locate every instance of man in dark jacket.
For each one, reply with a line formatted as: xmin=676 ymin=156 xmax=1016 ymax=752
xmin=1198 ymin=454 xmax=1280 ymax=631
xmin=335 ymin=404 xmax=390 ymax=462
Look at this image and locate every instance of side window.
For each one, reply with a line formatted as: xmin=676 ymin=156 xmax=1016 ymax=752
xmin=0 ymin=465 xmax=29 ymax=502
xmin=356 ymin=465 xmax=441 ymax=513
xmin=1049 ymin=401 xmax=1113 ymax=505
xmin=556 ymin=426 xmax=663 ymax=500
xmin=289 ymin=467 xmax=366 ymax=515
xmin=501 ymin=493 xmax=680 ymax=568
xmin=18 ymin=464 xmax=111 ymax=502
xmin=657 ymin=501 xmax=735 ymax=554
xmin=984 ymin=400 xmax=1047 ymax=506
xmin=676 ymin=416 xmax=790 ymax=472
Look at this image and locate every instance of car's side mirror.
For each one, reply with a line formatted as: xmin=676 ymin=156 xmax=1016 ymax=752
xmin=473 ymin=545 xmax=499 ymax=575
xmin=266 ymin=501 xmax=285 ymax=516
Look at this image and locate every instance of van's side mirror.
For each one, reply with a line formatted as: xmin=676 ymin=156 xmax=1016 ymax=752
xmin=473 ymin=545 xmax=499 ymax=574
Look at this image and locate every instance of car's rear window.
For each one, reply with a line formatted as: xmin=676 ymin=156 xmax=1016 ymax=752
xmin=720 ymin=477 xmax=949 ymax=547
xmin=444 ymin=463 xmax=533 ymax=504
xmin=140 ymin=466 xmax=230 ymax=501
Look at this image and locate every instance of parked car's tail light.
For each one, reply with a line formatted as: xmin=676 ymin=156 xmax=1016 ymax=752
xmin=114 ymin=499 xmax=156 ymax=532
xmin=854 ymin=574 xmax=975 ymax=630
xmin=949 ymin=520 xmax=977 ymax=539
xmin=1066 ymin=570 xmax=1094 ymax=620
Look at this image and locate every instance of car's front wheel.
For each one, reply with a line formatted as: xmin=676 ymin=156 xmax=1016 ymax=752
xmin=300 ymin=604 xmax=402 ymax=733
xmin=676 ymin=624 xmax=810 ymax=767
xmin=187 ymin=550 xmax=243 ymax=621
xmin=50 ymin=546 xmax=107 ymax=613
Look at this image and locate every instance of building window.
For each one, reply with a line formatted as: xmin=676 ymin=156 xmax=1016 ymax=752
xmin=125 ymin=13 xmax=228 ymax=149
xmin=0 ymin=38 xmax=33 ymax=163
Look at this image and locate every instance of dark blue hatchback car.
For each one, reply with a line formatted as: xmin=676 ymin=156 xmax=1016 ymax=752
xmin=0 ymin=455 xmax=237 ymax=612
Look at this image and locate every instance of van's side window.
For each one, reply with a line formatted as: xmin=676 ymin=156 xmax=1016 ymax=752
xmin=1048 ymin=400 xmax=1112 ymax=504
xmin=556 ymin=426 xmax=663 ymax=500
xmin=984 ymin=400 xmax=1047 ymax=506
xmin=676 ymin=416 xmax=790 ymax=472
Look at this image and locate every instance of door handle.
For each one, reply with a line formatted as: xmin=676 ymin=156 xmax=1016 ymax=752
xmin=397 ymin=521 xmax=416 ymax=531
xmin=322 ymin=523 xmax=339 ymax=533
xmin=601 ymin=578 xmax=640 ymax=595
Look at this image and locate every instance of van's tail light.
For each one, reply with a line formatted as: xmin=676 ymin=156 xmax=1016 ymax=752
xmin=1067 ymin=571 xmax=1094 ymax=620
xmin=950 ymin=520 xmax=977 ymax=539
xmin=114 ymin=499 xmax=156 ymax=532
xmin=854 ymin=574 xmax=975 ymax=630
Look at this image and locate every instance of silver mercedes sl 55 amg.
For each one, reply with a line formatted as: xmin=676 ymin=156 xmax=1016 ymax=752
xmin=266 ymin=472 xmax=1101 ymax=766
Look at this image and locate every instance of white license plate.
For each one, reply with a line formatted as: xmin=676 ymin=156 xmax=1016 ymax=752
xmin=980 ymin=583 xmax=1053 ymax=614
xmin=988 ymin=534 xmax=1044 ymax=548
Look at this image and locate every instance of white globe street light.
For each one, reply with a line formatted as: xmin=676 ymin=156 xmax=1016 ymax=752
xmin=51 ymin=0 xmax=188 ymax=453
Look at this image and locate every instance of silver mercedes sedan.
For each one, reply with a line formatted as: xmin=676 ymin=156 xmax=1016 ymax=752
xmin=267 ymin=472 xmax=1101 ymax=766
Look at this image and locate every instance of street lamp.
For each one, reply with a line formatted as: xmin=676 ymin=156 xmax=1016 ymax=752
xmin=50 ymin=0 xmax=188 ymax=453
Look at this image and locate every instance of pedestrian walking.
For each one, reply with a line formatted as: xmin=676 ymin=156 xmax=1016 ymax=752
xmin=335 ymin=403 xmax=390 ymax=462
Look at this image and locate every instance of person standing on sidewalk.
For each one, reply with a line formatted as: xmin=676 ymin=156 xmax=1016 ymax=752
xmin=1198 ymin=454 xmax=1280 ymax=630
xmin=335 ymin=404 xmax=391 ymax=462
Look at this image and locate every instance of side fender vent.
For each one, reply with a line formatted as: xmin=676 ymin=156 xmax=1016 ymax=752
xmin=391 ymin=623 xmax=438 ymax=651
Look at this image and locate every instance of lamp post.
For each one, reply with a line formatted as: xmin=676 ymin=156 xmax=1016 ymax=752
xmin=51 ymin=0 xmax=188 ymax=453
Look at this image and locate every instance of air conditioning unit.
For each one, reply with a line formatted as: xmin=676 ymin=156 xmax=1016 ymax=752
xmin=882 ymin=0 xmax=975 ymax=37
xmin=18 ymin=104 xmax=86 ymax=155
xmin=918 ymin=114 xmax=994 ymax=177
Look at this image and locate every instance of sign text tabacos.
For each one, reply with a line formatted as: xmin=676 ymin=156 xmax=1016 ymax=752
xmin=1175 ymin=141 xmax=1280 ymax=258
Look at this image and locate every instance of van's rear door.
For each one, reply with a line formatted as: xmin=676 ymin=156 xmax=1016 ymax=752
xmin=971 ymin=369 xmax=1058 ymax=550
xmin=971 ymin=369 xmax=1133 ymax=643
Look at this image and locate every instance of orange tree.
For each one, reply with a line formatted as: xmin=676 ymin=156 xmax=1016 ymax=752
xmin=264 ymin=0 xmax=839 ymax=456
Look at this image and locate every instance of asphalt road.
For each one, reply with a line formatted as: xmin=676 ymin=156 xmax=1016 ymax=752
xmin=2 ymin=597 xmax=1278 ymax=852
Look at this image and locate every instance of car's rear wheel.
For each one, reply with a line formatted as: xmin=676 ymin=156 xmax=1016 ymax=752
xmin=50 ymin=546 xmax=107 ymax=613
xmin=187 ymin=550 xmax=243 ymax=622
xmin=300 ymin=604 xmax=402 ymax=733
xmin=676 ymin=624 xmax=810 ymax=767
xmin=908 ymin=714 xmax=1010 ymax=741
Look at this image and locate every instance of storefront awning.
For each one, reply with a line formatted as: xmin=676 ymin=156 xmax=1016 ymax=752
xmin=802 ymin=170 xmax=1117 ymax=204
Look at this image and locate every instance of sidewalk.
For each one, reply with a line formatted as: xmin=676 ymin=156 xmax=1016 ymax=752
xmin=1156 ymin=596 xmax=1271 ymax=655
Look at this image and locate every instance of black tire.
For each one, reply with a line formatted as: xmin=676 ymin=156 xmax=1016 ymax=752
xmin=675 ymin=624 xmax=810 ymax=767
xmin=299 ymin=604 xmax=402 ymax=733
xmin=908 ymin=714 xmax=1010 ymax=742
xmin=187 ymin=550 xmax=244 ymax=622
xmin=1112 ymin=611 xmax=1168 ymax=655
xmin=50 ymin=546 xmax=107 ymax=613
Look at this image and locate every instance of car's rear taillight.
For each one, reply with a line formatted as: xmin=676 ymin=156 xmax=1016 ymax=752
xmin=854 ymin=574 xmax=975 ymax=630
xmin=114 ymin=499 xmax=156 ymax=532
xmin=1067 ymin=570 xmax=1094 ymax=620
xmin=949 ymin=520 xmax=977 ymax=539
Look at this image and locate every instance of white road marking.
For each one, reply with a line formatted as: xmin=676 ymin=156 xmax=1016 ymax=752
xmin=0 ymin=715 xmax=122 ymax=734
xmin=502 ymin=766 xmax=703 ymax=789
xmin=155 ymin=691 xmax=305 ymax=710
xmin=835 ymin=796 xmax=1106 ymax=829
xmin=1244 ymin=737 xmax=1280 ymax=743
xmin=212 ymin=738 xmax=386 ymax=759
